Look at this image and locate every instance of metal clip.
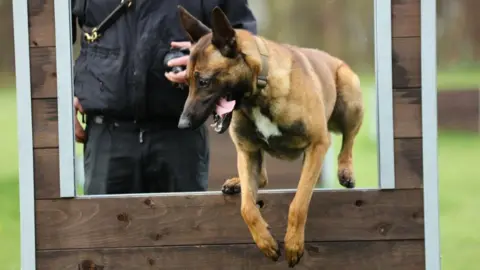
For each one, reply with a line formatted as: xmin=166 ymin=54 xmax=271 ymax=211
xmin=84 ymin=28 xmax=100 ymax=43
xmin=82 ymin=0 xmax=133 ymax=43
xmin=122 ymin=0 xmax=133 ymax=8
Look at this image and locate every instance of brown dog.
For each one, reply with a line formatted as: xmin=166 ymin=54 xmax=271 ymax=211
xmin=176 ymin=5 xmax=364 ymax=267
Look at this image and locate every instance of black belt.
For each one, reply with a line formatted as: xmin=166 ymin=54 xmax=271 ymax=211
xmin=89 ymin=115 xmax=179 ymax=132
xmin=82 ymin=0 xmax=133 ymax=43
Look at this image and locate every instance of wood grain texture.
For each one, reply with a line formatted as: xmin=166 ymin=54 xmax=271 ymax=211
xmin=34 ymin=148 xmax=60 ymax=199
xmin=395 ymin=139 xmax=423 ymax=189
xmin=391 ymin=0 xmax=422 ymax=188
xmin=37 ymin=240 xmax=425 ymax=270
xmin=30 ymin=47 xmax=57 ymax=99
xmin=32 ymin=98 xmax=58 ymax=148
xmin=392 ymin=0 xmax=420 ymax=38
xmin=35 ymin=189 xmax=424 ymax=250
xmin=394 ymin=88 xmax=422 ymax=138
xmin=29 ymin=0 xmax=55 ymax=47
xmin=392 ymin=36 xmax=422 ymax=188
xmin=392 ymin=37 xmax=421 ymax=89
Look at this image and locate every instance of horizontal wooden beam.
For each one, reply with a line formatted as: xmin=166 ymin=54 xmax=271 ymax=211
xmin=36 ymin=240 xmax=425 ymax=270
xmin=35 ymin=189 xmax=424 ymax=250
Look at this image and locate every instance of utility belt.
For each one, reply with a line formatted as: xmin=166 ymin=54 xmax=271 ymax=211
xmin=87 ymin=114 xmax=180 ymax=143
xmin=87 ymin=114 xmax=179 ymax=131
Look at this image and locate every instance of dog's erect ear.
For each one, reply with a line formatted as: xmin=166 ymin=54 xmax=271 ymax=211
xmin=211 ymin=6 xmax=237 ymax=58
xmin=178 ymin=5 xmax=211 ymax=43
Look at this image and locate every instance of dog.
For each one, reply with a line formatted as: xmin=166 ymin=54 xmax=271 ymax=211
xmin=176 ymin=5 xmax=364 ymax=267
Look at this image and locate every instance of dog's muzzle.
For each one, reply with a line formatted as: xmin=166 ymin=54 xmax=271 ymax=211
xmin=177 ymin=115 xmax=192 ymax=129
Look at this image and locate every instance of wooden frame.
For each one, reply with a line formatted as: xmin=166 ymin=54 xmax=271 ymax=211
xmin=14 ymin=0 xmax=439 ymax=269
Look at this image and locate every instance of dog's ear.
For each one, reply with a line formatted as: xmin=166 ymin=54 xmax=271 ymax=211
xmin=211 ymin=6 xmax=238 ymax=58
xmin=178 ymin=5 xmax=211 ymax=43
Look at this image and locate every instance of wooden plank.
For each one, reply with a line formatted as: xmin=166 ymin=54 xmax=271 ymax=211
xmin=392 ymin=37 xmax=421 ymax=89
xmin=392 ymin=0 xmax=422 ymax=188
xmin=30 ymin=47 xmax=57 ymax=99
xmin=29 ymin=0 xmax=55 ymax=47
xmin=392 ymin=37 xmax=422 ymax=188
xmin=395 ymin=139 xmax=423 ymax=188
xmin=34 ymin=148 xmax=60 ymax=199
xmin=392 ymin=0 xmax=420 ymax=38
xmin=37 ymin=240 xmax=425 ymax=270
xmin=35 ymin=189 xmax=424 ymax=250
xmin=393 ymin=88 xmax=422 ymax=138
xmin=32 ymin=98 xmax=58 ymax=149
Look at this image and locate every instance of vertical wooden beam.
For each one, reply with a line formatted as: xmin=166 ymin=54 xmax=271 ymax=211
xmin=392 ymin=0 xmax=423 ymax=188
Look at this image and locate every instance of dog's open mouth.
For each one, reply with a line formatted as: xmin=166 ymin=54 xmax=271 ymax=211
xmin=211 ymin=94 xmax=236 ymax=134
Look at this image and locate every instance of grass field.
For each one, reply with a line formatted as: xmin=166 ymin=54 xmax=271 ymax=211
xmin=0 ymin=67 xmax=479 ymax=269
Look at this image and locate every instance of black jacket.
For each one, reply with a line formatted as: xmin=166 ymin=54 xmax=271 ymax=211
xmin=71 ymin=0 xmax=257 ymax=123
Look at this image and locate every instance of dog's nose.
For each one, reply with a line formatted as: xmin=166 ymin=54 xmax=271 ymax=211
xmin=178 ymin=116 xmax=192 ymax=129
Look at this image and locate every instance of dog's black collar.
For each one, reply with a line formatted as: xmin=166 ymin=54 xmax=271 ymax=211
xmin=254 ymin=37 xmax=269 ymax=90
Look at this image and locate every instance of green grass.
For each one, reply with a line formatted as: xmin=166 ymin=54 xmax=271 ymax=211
xmin=0 ymin=65 xmax=479 ymax=269
xmin=0 ymin=89 xmax=20 ymax=270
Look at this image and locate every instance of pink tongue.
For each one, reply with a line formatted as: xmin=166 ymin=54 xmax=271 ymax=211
xmin=216 ymin=98 xmax=236 ymax=116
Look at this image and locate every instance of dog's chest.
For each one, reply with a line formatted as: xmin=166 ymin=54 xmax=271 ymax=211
xmin=251 ymin=107 xmax=282 ymax=140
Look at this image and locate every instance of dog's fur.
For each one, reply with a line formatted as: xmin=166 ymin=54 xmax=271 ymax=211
xmin=176 ymin=6 xmax=364 ymax=267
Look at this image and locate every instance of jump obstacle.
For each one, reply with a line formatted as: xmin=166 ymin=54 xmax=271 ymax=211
xmin=13 ymin=0 xmax=440 ymax=269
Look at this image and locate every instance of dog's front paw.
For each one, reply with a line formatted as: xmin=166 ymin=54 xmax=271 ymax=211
xmin=253 ymin=228 xmax=281 ymax=262
xmin=284 ymin=231 xmax=305 ymax=268
xmin=338 ymin=168 xmax=355 ymax=189
xmin=221 ymin=177 xmax=241 ymax=195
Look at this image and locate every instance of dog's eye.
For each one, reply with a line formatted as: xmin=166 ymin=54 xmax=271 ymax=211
xmin=197 ymin=78 xmax=211 ymax=88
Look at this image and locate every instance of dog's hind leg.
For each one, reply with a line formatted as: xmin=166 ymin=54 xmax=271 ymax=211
xmin=235 ymin=148 xmax=280 ymax=261
xmin=284 ymin=137 xmax=331 ymax=267
xmin=222 ymin=150 xmax=268 ymax=195
xmin=335 ymin=64 xmax=364 ymax=188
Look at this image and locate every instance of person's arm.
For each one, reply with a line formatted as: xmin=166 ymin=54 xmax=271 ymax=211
xmin=72 ymin=15 xmax=78 ymax=44
xmin=219 ymin=0 xmax=258 ymax=34
xmin=72 ymin=0 xmax=77 ymax=44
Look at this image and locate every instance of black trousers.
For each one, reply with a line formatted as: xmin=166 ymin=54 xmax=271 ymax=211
xmin=83 ymin=116 xmax=209 ymax=195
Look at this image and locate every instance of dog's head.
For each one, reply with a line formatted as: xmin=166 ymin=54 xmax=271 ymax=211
xmin=176 ymin=5 xmax=260 ymax=134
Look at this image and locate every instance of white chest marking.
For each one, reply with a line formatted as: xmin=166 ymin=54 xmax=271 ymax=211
xmin=251 ymin=107 xmax=282 ymax=140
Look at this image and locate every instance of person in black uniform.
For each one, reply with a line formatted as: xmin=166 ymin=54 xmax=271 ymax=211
xmin=71 ymin=0 xmax=257 ymax=194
